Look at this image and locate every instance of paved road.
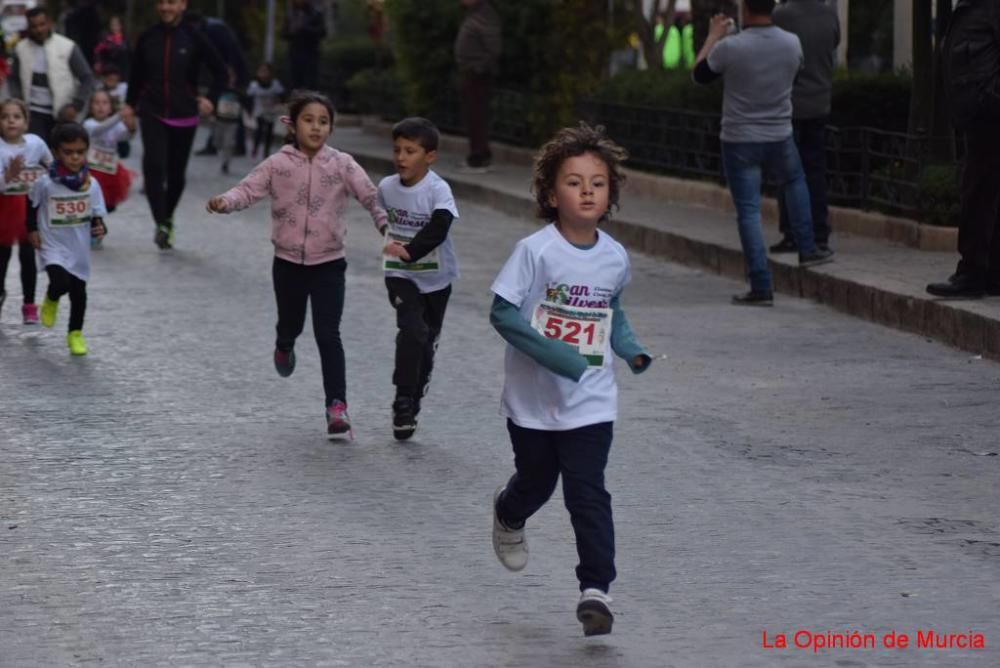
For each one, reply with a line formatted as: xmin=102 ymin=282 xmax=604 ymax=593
xmin=1 ymin=140 xmax=999 ymax=667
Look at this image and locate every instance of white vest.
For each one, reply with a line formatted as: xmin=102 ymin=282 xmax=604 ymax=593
xmin=16 ymin=33 xmax=78 ymax=117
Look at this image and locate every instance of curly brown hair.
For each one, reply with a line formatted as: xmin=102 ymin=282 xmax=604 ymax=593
xmin=531 ymin=122 xmax=628 ymax=223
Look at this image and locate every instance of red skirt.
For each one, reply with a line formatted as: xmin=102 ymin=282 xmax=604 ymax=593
xmin=92 ymin=164 xmax=134 ymax=210
xmin=0 ymin=193 xmax=28 ymax=245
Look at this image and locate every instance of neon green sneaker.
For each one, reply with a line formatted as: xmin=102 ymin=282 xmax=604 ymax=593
xmin=40 ymin=295 xmax=58 ymax=328
xmin=66 ymin=330 xmax=88 ymax=356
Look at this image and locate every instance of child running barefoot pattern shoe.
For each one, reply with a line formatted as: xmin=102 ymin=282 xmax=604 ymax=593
xmin=40 ymin=295 xmax=58 ymax=328
xmin=22 ymin=303 xmax=39 ymax=324
xmin=492 ymin=486 xmax=528 ymax=571
xmin=326 ymin=400 xmax=352 ymax=439
xmin=66 ymin=330 xmax=88 ymax=356
xmin=391 ymin=396 xmax=417 ymax=440
xmin=273 ymin=347 xmax=295 ymax=377
xmin=576 ymin=589 xmax=614 ymax=637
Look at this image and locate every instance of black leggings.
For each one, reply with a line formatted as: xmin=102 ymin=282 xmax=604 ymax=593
xmin=273 ymin=257 xmax=347 ymax=407
xmin=0 ymin=243 xmax=37 ymax=303
xmin=46 ymin=265 xmax=87 ymax=332
xmin=141 ymin=118 xmax=198 ymax=228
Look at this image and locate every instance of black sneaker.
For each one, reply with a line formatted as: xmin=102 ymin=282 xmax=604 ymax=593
xmin=274 ymin=347 xmax=295 ymax=377
xmin=392 ymin=397 xmax=417 ymax=440
xmin=195 ymin=145 xmax=217 ymax=156
xmin=769 ymin=237 xmax=797 ymax=253
xmin=154 ymin=224 xmax=174 ymax=250
xmin=731 ymin=290 xmax=774 ymax=306
xmin=799 ymin=247 xmax=835 ymax=267
xmin=926 ymin=273 xmax=986 ymax=299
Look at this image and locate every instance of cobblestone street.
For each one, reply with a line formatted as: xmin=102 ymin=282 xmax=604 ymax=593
xmin=2 ymin=137 xmax=999 ymax=667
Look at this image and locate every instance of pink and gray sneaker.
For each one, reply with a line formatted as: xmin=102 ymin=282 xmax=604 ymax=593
xmin=326 ymin=400 xmax=352 ymax=439
xmin=22 ymin=303 xmax=39 ymax=325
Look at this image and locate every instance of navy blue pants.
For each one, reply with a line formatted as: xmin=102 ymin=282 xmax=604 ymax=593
xmin=496 ymin=419 xmax=615 ymax=592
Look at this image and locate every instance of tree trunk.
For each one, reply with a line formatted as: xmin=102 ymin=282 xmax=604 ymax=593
xmin=908 ymin=0 xmax=933 ymax=135
xmin=929 ymin=0 xmax=955 ymax=160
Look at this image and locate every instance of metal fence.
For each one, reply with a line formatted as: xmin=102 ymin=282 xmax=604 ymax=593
xmin=372 ymin=88 xmax=946 ymax=221
xmin=578 ymin=99 xmax=937 ymax=220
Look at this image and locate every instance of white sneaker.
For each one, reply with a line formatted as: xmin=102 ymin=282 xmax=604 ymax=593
xmin=492 ymin=486 xmax=528 ymax=571
xmin=577 ymin=588 xmax=614 ymax=636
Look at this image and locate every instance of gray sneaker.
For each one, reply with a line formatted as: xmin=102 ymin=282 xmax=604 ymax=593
xmin=577 ymin=588 xmax=614 ymax=636
xmin=492 ymin=486 xmax=528 ymax=571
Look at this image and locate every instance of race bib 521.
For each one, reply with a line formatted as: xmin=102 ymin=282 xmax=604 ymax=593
xmin=530 ymin=302 xmax=613 ymax=368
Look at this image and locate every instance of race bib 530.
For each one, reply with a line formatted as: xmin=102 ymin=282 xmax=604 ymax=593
xmin=48 ymin=193 xmax=92 ymax=226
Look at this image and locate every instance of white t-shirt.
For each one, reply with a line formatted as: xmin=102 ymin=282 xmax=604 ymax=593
xmin=378 ymin=170 xmax=460 ymax=294
xmin=491 ymin=224 xmax=632 ymax=431
xmin=31 ymin=175 xmax=107 ymax=282
xmin=247 ymin=79 xmax=285 ymax=120
xmin=83 ymin=116 xmax=131 ymax=174
xmin=0 ymin=134 xmax=53 ymax=195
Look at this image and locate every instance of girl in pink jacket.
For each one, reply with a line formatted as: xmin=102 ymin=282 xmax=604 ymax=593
xmin=207 ymin=91 xmax=388 ymax=439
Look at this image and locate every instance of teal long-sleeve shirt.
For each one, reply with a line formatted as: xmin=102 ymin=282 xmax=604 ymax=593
xmin=490 ymin=293 xmax=653 ymax=382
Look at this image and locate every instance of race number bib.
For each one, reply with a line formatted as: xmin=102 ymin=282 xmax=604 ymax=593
xmin=88 ymin=145 xmax=119 ymax=174
xmin=4 ymin=165 xmax=46 ymax=194
xmin=48 ymin=193 xmax=92 ymax=226
xmin=382 ymin=226 xmax=440 ymax=272
xmin=217 ymin=94 xmax=242 ymax=120
xmin=531 ymin=302 xmax=613 ymax=368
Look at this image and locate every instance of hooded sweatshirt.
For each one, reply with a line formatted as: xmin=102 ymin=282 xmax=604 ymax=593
xmin=217 ymin=144 xmax=388 ymax=266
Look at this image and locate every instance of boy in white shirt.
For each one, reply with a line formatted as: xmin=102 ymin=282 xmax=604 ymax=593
xmin=26 ymin=122 xmax=108 ymax=355
xmin=489 ymin=123 xmax=652 ymax=636
xmin=380 ymin=117 xmax=460 ymax=440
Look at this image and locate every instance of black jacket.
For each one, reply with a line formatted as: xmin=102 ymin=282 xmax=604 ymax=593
xmin=126 ymin=21 xmax=227 ymax=118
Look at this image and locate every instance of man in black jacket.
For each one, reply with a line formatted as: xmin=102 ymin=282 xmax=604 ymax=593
xmin=124 ymin=0 xmax=227 ymax=250
xmin=927 ymin=0 xmax=1000 ymax=298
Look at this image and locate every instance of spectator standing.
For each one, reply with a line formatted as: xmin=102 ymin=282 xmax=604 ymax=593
xmin=693 ymin=0 xmax=833 ymax=306
xmin=454 ymin=0 xmax=501 ymax=172
xmin=187 ymin=12 xmax=250 ymax=157
xmin=9 ymin=7 xmax=96 ymax=139
xmin=94 ymin=15 xmax=130 ymax=78
xmin=63 ymin=0 xmax=101 ymax=67
xmin=283 ymin=0 xmax=327 ymax=92
xmin=926 ymin=0 xmax=1000 ymax=298
xmin=770 ymin=0 xmax=840 ymax=253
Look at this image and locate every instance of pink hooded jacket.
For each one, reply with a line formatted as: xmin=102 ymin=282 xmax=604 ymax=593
xmin=217 ymin=144 xmax=388 ymax=265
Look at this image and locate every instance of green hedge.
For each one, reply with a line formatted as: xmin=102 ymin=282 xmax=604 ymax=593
xmin=318 ymin=38 xmax=395 ymax=112
xmin=590 ymin=69 xmax=913 ymax=132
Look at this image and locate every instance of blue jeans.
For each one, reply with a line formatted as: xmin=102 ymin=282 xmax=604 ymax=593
xmin=721 ymin=137 xmax=818 ymax=293
xmin=496 ymin=420 xmax=615 ymax=592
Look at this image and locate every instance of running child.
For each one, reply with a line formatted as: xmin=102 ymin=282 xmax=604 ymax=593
xmin=98 ymin=64 xmax=132 ymax=159
xmin=489 ymin=123 xmax=652 ymax=637
xmin=0 ymin=98 xmax=52 ymax=323
xmin=206 ymin=91 xmax=388 ymax=438
xmin=247 ymin=62 xmax=285 ymax=159
xmin=83 ymin=90 xmax=136 ymax=215
xmin=380 ymin=117 xmax=460 ymax=440
xmin=214 ymin=87 xmax=244 ymax=175
xmin=26 ymin=122 xmax=108 ymax=355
